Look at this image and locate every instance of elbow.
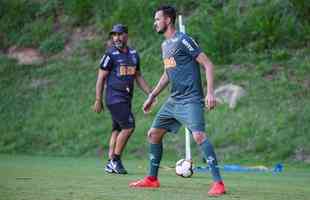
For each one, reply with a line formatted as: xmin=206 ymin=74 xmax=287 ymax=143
xmin=203 ymin=62 xmax=213 ymax=72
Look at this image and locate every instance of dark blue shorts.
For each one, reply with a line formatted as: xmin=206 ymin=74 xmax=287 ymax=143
xmin=107 ymin=102 xmax=135 ymax=132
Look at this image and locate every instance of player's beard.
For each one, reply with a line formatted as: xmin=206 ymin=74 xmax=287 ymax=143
xmin=114 ymin=41 xmax=126 ymax=49
xmin=156 ymin=24 xmax=167 ymax=34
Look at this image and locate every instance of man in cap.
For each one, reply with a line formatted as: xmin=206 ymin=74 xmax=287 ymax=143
xmin=93 ymin=24 xmax=151 ymax=174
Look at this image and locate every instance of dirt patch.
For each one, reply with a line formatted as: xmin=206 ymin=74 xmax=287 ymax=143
xmin=7 ymin=46 xmax=45 ymax=65
xmin=230 ymin=63 xmax=256 ymax=72
xmin=230 ymin=64 xmax=242 ymax=71
xmin=63 ymin=26 xmax=99 ymax=57
xmin=303 ymin=79 xmax=310 ymax=89
xmin=294 ymin=147 xmax=310 ymax=163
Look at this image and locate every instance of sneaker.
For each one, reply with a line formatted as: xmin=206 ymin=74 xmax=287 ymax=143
xmin=208 ymin=181 xmax=226 ymax=196
xmin=105 ymin=160 xmax=114 ymax=173
xmin=110 ymin=159 xmax=128 ymax=174
xmin=129 ymin=176 xmax=160 ymax=188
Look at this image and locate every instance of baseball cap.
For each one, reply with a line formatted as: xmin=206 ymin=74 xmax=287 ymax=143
xmin=109 ymin=24 xmax=128 ymax=35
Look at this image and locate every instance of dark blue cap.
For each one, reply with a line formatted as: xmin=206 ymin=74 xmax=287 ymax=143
xmin=110 ymin=24 xmax=128 ymax=35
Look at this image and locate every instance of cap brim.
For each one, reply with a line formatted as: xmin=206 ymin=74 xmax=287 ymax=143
xmin=110 ymin=31 xmax=127 ymax=35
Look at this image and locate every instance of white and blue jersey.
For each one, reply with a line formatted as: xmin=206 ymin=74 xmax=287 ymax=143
xmin=100 ymin=46 xmax=140 ymax=105
xmin=162 ymin=32 xmax=203 ymax=103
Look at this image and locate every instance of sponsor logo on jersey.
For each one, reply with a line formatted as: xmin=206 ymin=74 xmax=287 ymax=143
xmin=112 ymin=51 xmax=120 ymax=55
xmin=119 ymin=65 xmax=136 ymax=76
xmin=182 ymin=38 xmax=194 ymax=51
xmin=163 ymin=57 xmax=176 ymax=69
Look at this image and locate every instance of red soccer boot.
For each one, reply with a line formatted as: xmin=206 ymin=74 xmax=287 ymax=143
xmin=129 ymin=176 xmax=160 ymax=188
xmin=208 ymin=181 xmax=226 ymax=196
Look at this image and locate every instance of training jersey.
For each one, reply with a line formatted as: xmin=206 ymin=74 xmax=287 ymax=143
xmin=162 ymin=31 xmax=204 ymax=103
xmin=99 ymin=46 xmax=140 ymax=105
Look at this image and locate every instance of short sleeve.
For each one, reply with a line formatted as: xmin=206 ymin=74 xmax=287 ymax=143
xmin=136 ymin=53 xmax=140 ymax=71
xmin=99 ymin=53 xmax=113 ymax=71
xmin=180 ymin=35 xmax=202 ymax=59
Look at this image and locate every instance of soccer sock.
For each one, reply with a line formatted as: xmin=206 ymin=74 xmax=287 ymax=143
xmin=113 ymin=154 xmax=121 ymax=161
xmin=148 ymin=143 xmax=162 ymax=178
xmin=200 ymin=139 xmax=222 ymax=182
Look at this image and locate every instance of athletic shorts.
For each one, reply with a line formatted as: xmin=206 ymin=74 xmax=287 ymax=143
xmin=151 ymin=100 xmax=205 ymax=134
xmin=107 ymin=102 xmax=135 ymax=132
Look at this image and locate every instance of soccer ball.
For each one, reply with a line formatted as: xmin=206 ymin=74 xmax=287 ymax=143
xmin=175 ymin=159 xmax=193 ymax=178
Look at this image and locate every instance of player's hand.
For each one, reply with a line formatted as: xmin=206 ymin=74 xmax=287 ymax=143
xmin=205 ymin=93 xmax=216 ymax=111
xmin=93 ymin=99 xmax=104 ymax=113
xmin=143 ymin=94 xmax=157 ymax=114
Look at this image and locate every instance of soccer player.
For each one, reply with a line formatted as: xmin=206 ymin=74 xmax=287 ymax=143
xmin=93 ymin=24 xmax=151 ymax=174
xmin=129 ymin=6 xmax=226 ymax=196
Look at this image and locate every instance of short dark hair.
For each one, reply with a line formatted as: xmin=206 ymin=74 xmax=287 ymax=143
xmin=154 ymin=5 xmax=176 ymax=25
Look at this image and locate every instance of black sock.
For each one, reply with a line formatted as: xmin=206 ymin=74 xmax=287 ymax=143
xmin=113 ymin=154 xmax=121 ymax=161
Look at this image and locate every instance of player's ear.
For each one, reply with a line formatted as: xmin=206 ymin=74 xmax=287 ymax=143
xmin=165 ymin=16 xmax=171 ymax=25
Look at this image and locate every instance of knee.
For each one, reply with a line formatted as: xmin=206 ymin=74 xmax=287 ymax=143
xmin=122 ymin=128 xmax=134 ymax=136
xmin=147 ymin=129 xmax=162 ymax=144
xmin=192 ymin=132 xmax=207 ymax=145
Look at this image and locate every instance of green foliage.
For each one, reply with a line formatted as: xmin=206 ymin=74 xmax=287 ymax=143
xmin=0 ymin=0 xmax=40 ymax=48
xmin=1 ymin=0 xmax=310 ymax=162
xmin=2 ymin=0 xmax=309 ymax=58
xmin=39 ymin=32 xmax=66 ymax=55
xmin=1 ymin=46 xmax=309 ymax=161
xmin=81 ymin=37 xmax=105 ymax=60
xmin=37 ymin=0 xmax=62 ymax=17
xmin=63 ymin=0 xmax=94 ymax=25
xmin=187 ymin=0 xmax=308 ymax=63
xmin=208 ymin=48 xmax=310 ymax=161
xmin=289 ymin=0 xmax=310 ymax=24
xmin=18 ymin=17 xmax=54 ymax=47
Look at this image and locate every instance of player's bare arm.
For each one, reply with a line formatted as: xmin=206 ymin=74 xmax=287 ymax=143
xmin=196 ymin=52 xmax=216 ymax=110
xmin=93 ymin=69 xmax=109 ymax=113
xmin=143 ymin=71 xmax=169 ymax=113
xmin=135 ymin=71 xmax=152 ymax=95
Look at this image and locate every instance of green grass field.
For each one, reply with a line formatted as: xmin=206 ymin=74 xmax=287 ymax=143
xmin=1 ymin=154 xmax=309 ymax=200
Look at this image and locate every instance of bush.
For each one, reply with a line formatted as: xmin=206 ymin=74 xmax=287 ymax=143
xmin=63 ymin=0 xmax=94 ymax=25
xmin=39 ymin=32 xmax=66 ymax=55
xmin=81 ymin=38 xmax=106 ymax=60
xmin=18 ymin=17 xmax=54 ymax=47
xmin=0 ymin=0 xmax=41 ymax=48
xmin=187 ymin=0 xmax=309 ymax=63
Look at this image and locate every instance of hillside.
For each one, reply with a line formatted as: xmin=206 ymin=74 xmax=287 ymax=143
xmin=0 ymin=0 xmax=309 ymax=163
